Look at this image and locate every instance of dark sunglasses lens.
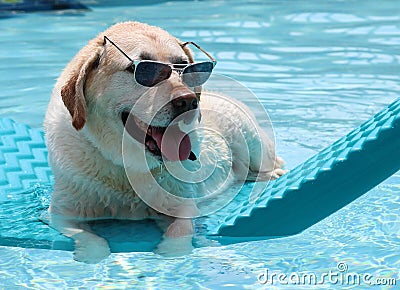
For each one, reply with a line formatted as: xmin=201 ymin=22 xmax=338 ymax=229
xmin=182 ymin=62 xmax=214 ymax=87
xmin=135 ymin=62 xmax=172 ymax=87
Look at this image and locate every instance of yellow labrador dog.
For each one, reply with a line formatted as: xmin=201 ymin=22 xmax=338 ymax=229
xmin=44 ymin=21 xmax=285 ymax=263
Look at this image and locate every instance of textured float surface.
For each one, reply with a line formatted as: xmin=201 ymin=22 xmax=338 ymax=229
xmin=210 ymin=97 xmax=400 ymax=239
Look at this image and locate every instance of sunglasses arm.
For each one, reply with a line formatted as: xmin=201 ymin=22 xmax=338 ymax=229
xmin=181 ymin=41 xmax=217 ymax=64
xmin=103 ymin=35 xmax=134 ymax=62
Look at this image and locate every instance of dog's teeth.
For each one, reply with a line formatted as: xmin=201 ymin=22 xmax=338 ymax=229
xmin=146 ymin=139 xmax=157 ymax=151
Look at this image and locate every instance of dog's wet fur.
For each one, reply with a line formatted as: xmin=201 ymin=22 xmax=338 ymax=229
xmin=44 ymin=21 xmax=285 ymax=263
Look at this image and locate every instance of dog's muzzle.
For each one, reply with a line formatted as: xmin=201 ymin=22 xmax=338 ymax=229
xmin=121 ymin=90 xmax=199 ymax=162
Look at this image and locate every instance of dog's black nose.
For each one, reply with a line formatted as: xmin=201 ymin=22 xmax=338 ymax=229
xmin=171 ymin=90 xmax=198 ymax=116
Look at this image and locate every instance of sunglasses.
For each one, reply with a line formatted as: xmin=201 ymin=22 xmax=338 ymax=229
xmin=103 ymin=36 xmax=217 ymax=87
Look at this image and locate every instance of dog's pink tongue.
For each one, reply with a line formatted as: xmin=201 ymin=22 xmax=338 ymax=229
xmin=152 ymin=125 xmax=191 ymax=161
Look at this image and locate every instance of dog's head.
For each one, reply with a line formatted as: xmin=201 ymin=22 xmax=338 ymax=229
xmin=60 ymin=22 xmax=208 ymax=171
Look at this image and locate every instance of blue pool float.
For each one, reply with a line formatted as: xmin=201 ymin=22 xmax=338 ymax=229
xmin=0 ymin=97 xmax=399 ymax=252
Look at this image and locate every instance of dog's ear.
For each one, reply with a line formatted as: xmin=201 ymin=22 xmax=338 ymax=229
xmin=180 ymin=44 xmax=195 ymax=63
xmin=61 ymin=48 xmax=101 ymax=130
xmin=176 ymin=38 xmax=195 ymax=63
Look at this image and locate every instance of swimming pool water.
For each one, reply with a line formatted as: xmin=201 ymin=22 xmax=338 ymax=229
xmin=0 ymin=0 xmax=399 ymax=288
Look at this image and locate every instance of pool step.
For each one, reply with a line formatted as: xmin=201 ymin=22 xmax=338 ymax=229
xmin=209 ymin=98 xmax=400 ymax=239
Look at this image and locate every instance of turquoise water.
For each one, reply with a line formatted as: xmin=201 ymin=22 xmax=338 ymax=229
xmin=0 ymin=0 xmax=399 ymax=288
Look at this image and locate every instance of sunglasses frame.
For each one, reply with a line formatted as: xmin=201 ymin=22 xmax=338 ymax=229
xmin=103 ymin=36 xmax=217 ymax=87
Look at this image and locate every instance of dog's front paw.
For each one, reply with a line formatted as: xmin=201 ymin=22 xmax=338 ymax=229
xmin=271 ymin=168 xmax=288 ymax=179
xmin=73 ymin=234 xmax=111 ymax=264
xmin=165 ymin=218 xmax=194 ymax=238
xmin=155 ymin=235 xmax=194 ymax=257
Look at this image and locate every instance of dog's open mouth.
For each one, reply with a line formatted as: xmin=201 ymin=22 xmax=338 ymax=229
xmin=121 ymin=111 xmax=197 ymax=162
